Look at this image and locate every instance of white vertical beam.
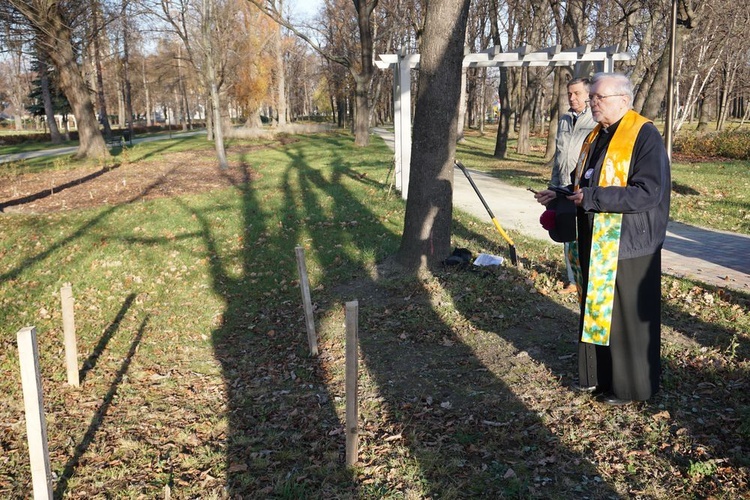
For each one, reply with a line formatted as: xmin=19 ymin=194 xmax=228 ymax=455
xmin=397 ymin=51 xmax=413 ymax=199
xmin=392 ymin=59 xmax=402 ymax=193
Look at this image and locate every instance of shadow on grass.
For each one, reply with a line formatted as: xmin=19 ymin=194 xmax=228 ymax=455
xmin=0 ymin=164 xmax=121 ymax=213
xmin=671 ymin=181 xmax=700 ymax=196
xmin=182 ymin=134 xmax=618 ymax=497
xmin=54 ymin=315 xmax=149 ymax=498
xmin=79 ymin=293 xmax=136 ymax=384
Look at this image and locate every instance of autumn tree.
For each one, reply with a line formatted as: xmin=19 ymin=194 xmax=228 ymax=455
xmin=228 ymin=5 xmax=276 ymax=127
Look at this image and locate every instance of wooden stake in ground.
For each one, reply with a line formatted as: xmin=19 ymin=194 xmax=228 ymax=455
xmin=60 ymin=283 xmax=79 ymax=387
xmin=17 ymin=326 xmax=54 ymax=500
xmin=345 ymin=300 xmax=359 ymax=467
xmin=294 ymin=246 xmax=318 ymax=356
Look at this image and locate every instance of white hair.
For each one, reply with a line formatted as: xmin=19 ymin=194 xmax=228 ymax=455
xmin=591 ymin=72 xmax=633 ymax=107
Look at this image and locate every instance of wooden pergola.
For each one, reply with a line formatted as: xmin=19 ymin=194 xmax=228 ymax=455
xmin=375 ymin=44 xmax=632 ymax=199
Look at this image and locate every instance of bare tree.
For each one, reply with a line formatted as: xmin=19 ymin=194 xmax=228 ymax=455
xmin=246 ymin=0 xmax=379 ymax=146
xmin=5 ymin=0 xmax=110 ymax=159
xmin=489 ymin=0 xmax=513 ymax=159
xmin=91 ymin=0 xmax=114 ymax=139
xmin=153 ymin=0 xmax=232 ymax=168
xmin=271 ymin=0 xmax=287 ymax=126
xmin=3 ymin=37 xmax=32 ymax=131
xmin=639 ymin=0 xmax=702 ymax=119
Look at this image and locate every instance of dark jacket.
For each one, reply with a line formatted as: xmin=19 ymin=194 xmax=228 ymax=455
xmin=579 ymin=121 xmax=671 ymax=260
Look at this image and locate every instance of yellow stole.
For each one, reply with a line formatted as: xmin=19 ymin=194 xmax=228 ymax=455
xmin=568 ymin=110 xmax=651 ymax=346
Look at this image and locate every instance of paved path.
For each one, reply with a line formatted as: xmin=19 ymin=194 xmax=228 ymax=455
xmin=0 ymin=130 xmax=204 ymax=164
xmin=373 ymin=127 xmax=750 ymax=292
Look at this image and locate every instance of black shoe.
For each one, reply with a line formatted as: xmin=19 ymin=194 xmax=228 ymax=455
xmin=595 ymin=392 xmax=632 ymax=406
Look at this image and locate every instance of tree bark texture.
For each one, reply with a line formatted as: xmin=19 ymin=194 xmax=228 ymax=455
xmin=489 ymin=0 xmax=511 ymax=158
xmin=351 ymin=0 xmax=378 ymax=146
xmin=397 ymin=0 xmax=472 ymax=272
xmin=36 ymin=50 xmax=63 ymax=144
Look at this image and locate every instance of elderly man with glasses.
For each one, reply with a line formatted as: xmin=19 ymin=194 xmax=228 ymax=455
xmin=535 ymin=72 xmax=671 ymax=406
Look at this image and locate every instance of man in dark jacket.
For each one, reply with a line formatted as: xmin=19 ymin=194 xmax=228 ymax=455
xmin=535 ymin=72 xmax=671 ymax=405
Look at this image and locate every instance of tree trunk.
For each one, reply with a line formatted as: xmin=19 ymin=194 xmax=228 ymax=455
xmin=516 ymin=68 xmax=533 ymax=155
xmin=350 ymin=0 xmax=378 ymax=146
xmin=396 ymin=0 xmax=472 ymax=272
xmin=696 ymin=93 xmax=709 ymax=130
xmin=202 ymin=1 xmax=229 ymax=169
xmin=489 ymin=0 xmax=511 ymax=158
xmin=92 ymin=1 xmax=113 ymax=139
xmin=37 ymin=51 xmax=62 ymax=144
xmin=122 ymin=0 xmax=135 ymax=143
xmin=545 ymin=68 xmax=567 ymax=163
xmin=10 ymin=0 xmax=109 ymax=158
xmin=142 ymin=59 xmax=153 ymax=127
xmin=274 ymin=0 xmax=287 ymax=127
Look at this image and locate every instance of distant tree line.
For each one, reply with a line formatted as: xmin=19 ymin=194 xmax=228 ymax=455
xmin=0 ymin=1 xmax=747 ymax=164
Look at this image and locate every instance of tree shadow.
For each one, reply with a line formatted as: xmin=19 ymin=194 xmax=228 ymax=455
xmin=176 ymin=158 xmax=347 ymax=495
xmin=0 ymin=164 xmax=121 ymax=213
xmin=189 ymin=135 xmax=618 ymax=497
xmin=671 ymin=181 xmax=700 ymax=196
xmin=0 ymin=168 xmax=200 ymax=285
xmin=54 ymin=315 xmax=149 ymax=497
xmin=79 ymin=293 xmax=136 ymax=384
xmin=653 ymin=282 xmax=750 ymax=496
xmin=663 ymin=278 xmax=750 ymax=360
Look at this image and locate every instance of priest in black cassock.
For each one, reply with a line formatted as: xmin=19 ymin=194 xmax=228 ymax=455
xmin=535 ymin=72 xmax=671 ymax=406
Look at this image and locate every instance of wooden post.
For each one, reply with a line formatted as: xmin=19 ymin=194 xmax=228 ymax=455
xmin=60 ymin=283 xmax=79 ymax=387
xmin=294 ymin=246 xmax=318 ymax=356
xmin=17 ymin=327 xmax=54 ymax=500
xmin=345 ymin=300 xmax=359 ymax=467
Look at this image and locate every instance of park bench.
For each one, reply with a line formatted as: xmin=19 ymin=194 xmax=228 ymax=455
xmin=106 ymin=131 xmax=132 ymax=148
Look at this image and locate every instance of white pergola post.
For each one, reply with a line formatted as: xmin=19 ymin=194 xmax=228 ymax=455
xmin=377 ymin=44 xmax=631 ymax=200
xmin=394 ymin=49 xmax=418 ymax=199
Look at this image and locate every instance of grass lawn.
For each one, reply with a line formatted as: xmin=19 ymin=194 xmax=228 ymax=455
xmin=0 ymin=132 xmax=748 ymax=498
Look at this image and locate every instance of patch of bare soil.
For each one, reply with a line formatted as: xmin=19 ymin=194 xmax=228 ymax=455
xmin=0 ymin=149 xmax=259 ymax=214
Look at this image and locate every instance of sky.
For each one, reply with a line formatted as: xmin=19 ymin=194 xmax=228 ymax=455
xmin=287 ymin=0 xmax=324 ymax=21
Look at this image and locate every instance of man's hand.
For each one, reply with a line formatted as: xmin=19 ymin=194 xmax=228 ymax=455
xmin=568 ymin=189 xmax=584 ymax=206
xmin=534 ymin=189 xmax=556 ymax=207
xmin=535 ymin=188 xmax=584 ymax=207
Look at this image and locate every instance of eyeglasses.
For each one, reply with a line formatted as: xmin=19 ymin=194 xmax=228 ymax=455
xmin=587 ymin=94 xmax=625 ymax=104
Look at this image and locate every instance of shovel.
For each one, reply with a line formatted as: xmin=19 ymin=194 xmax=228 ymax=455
xmin=454 ymin=160 xmax=518 ymax=266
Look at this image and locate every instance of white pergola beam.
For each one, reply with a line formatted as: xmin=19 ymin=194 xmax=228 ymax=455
xmin=378 ymin=45 xmax=631 ymax=199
